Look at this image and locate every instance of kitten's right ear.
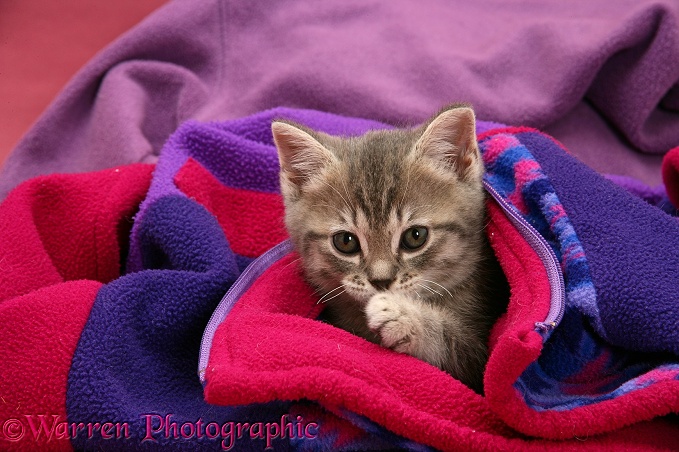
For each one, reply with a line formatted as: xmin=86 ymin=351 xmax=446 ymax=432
xmin=272 ymin=121 xmax=336 ymax=189
xmin=414 ymin=106 xmax=482 ymax=181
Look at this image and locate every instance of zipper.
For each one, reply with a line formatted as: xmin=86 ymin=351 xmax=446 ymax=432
xmin=483 ymin=180 xmax=565 ymax=333
xmin=198 ymin=239 xmax=294 ymax=383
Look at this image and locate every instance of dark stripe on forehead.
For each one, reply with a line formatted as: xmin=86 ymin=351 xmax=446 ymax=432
xmin=344 ymin=130 xmax=411 ymax=225
xmin=384 ymin=184 xmax=398 ymax=217
xmin=354 ymin=186 xmax=371 ymax=219
xmin=354 ymin=173 xmax=402 ymax=225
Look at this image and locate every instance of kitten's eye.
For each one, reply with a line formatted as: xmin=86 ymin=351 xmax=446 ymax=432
xmin=400 ymin=227 xmax=428 ymax=250
xmin=332 ymin=231 xmax=361 ymax=254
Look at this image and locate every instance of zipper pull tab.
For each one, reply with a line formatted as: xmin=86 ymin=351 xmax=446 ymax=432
xmin=534 ymin=321 xmax=557 ymax=332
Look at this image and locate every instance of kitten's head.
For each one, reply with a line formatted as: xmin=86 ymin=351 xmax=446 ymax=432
xmin=272 ymin=105 xmax=487 ymax=305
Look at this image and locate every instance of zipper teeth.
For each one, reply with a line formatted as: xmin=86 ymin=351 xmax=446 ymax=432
xmin=483 ymin=181 xmax=565 ymax=332
xmin=198 ymin=240 xmax=294 ymax=382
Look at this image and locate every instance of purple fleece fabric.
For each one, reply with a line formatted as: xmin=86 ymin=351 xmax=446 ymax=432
xmin=3 ymin=0 xmax=679 ymax=198
xmin=520 ymin=131 xmax=679 ymax=354
xmin=606 ymin=174 xmax=679 ymax=215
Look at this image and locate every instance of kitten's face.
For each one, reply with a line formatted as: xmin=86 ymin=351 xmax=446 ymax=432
xmin=273 ymin=106 xmax=486 ymax=305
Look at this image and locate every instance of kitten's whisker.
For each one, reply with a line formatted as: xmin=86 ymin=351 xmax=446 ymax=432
xmin=421 ymin=279 xmax=454 ymax=300
xmin=317 ymin=285 xmax=344 ymax=302
xmin=417 ymin=283 xmax=440 ymax=297
xmin=399 ymin=169 xmax=412 ymax=210
xmin=320 ymin=289 xmax=346 ymax=304
xmin=317 ymin=284 xmax=347 ymax=304
xmin=410 ymin=204 xmax=434 ymax=214
xmin=310 ymin=203 xmax=346 ymax=217
xmin=319 ymin=180 xmax=353 ymax=211
xmin=281 ymin=256 xmax=303 ymax=271
xmin=419 ymin=282 xmax=443 ymax=298
xmin=417 ymin=283 xmax=432 ymax=294
xmin=339 ymin=177 xmax=354 ymax=210
xmin=428 ymin=286 xmax=444 ymax=298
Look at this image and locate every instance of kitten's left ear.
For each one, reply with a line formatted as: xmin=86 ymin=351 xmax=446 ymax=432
xmin=271 ymin=121 xmax=337 ymax=190
xmin=414 ymin=106 xmax=482 ymax=181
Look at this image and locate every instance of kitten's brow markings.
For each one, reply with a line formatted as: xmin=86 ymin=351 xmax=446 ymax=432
xmin=302 ymin=231 xmax=327 ymax=256
xmin=432 ymin=221 xmax=468 ymax=237
xmin=304 ymin=231 xmax=326 ymax=241
xmin=411 ymin=204 xmax=434 ymax=211
xmin=319 ymin=179 xmax=353 ymax=212
xmin=407 ymin=204 xmax=434 ymax=219
xmin=310 ymin=203 xmax=347 ymax=218
xmin=310 ymin=203 xmax=355 ymax=232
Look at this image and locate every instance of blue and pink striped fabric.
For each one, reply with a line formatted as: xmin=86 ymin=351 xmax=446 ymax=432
xmin=479 ymin=128 xmax=679 ymax=413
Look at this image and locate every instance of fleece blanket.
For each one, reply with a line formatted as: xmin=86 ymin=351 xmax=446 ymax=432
xmin=5 ymin=0 xmax=679 ymax=199
xmin=2 ymin=107 xmax=679 ymax=451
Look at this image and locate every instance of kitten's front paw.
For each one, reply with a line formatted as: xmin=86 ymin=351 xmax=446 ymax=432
xmin=365 ymin=293 xmax=423 ymax=355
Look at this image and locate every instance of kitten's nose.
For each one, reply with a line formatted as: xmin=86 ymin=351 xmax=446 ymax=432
xmin=369 ymin=278 xmax=395 ymax=291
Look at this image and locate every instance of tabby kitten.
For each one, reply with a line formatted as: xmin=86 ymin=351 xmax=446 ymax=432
xmin=271 ymin=105 xmax=508 ymax=393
